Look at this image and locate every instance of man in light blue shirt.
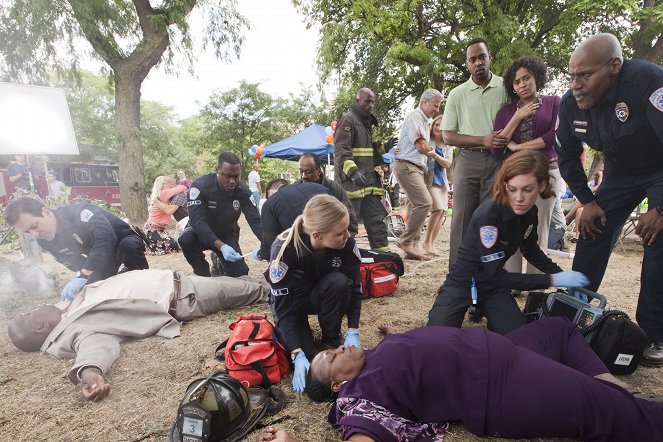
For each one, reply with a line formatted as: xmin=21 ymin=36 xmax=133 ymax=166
xmin=394 ymin=89 xmax=444 ymax=260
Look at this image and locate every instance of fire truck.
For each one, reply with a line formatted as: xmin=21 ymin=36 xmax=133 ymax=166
xmin=0 ymin=162 xmax=121 ymax=209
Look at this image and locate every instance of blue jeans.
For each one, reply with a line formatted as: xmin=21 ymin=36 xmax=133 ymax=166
xmin=251 ymin=191 xmax=261 ymax=210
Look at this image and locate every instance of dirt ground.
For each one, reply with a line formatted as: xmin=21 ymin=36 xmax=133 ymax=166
xmin=0 ymin=218 xmax=659 ymax=442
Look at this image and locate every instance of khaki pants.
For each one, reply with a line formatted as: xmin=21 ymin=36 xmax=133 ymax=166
xmin=393 ymin=160 xmax=432 ymax=245
xmin=175 ymin=274 xmax=270 ymax=321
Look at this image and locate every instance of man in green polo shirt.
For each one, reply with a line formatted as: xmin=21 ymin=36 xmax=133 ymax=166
xmin=441 ymin=37 xmax=509 ymax=270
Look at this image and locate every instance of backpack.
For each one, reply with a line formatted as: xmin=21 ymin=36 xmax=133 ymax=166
xmin=215 ymin=315 xmax=290 ymax=388
xmin=584 ymin=310 xmax=648 ymax=375
xmin=359 ymin=249 xmax=405 ymax=298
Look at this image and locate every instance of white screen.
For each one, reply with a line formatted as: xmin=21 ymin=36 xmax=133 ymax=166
xmin=0 ymin=82 xmax=79 ymax=155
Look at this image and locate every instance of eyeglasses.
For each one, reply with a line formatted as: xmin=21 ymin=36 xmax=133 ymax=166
xmin=565 ymin=58 xmax=615 ymax=84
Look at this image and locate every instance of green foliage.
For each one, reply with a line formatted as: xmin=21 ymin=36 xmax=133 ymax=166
xmin=199 ymin=80 xmax=333 ymax=181
xmin=296 ymin=0 xmax=663 ymax=130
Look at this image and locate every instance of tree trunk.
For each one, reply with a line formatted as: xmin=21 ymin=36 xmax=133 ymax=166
xmin=114 ymin=68 xmax=148 ymax=223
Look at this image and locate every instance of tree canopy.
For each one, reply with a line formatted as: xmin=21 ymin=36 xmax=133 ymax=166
xmin=0 ymin=0 xmax=247 ymax=221
xmin=295 ymin=0 xmax=663 ymax=132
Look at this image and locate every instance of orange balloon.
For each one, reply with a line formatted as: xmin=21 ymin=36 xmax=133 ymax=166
xmin=255 ymin=146 xmax=263 ymax=159
xmin=325 ymin=135 xmax=333 ymax=144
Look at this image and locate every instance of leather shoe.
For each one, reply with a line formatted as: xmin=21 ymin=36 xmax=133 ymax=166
xmin=641 ymin=342 xmax=663 ymax=367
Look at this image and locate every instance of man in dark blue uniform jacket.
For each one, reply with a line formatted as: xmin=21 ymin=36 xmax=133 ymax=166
xmin=259 ymin=180 xmax=330 ymax=260
xmin=178 ymin=151 xmax=263 ymax=277
xmin=556 ymin=33 xmax=663 ymax=366
xmin=5 ymin=197 xmax=148 ymax=300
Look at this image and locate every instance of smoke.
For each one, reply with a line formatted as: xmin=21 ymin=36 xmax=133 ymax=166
xmin=0 ymin=257 xmax=56 ymax=310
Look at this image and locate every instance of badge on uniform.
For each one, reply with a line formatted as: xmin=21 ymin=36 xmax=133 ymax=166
xmin=524 ymin=224 xmax=533 ymax=239
xmin=479 ymin=226 xmax=498 ymax=249
xmin=232 ymin=200 xmax=240 ymax=210
xmin=615 ymin=102 xmax=629 ymax=122
xmin=269 ymin=260 xmax=289 ymax=283
xmin=189 ymin=187 xmax=200 ymax=200
xmin=80 ymin=209 xmax=94 ymax=222
xmin=331 ymin=257 xmax=342 ymax=268
xmin=343 ymin=125 xmax=351 ymax=132
xmin=649 ymin=87 xmax=663 ymax=112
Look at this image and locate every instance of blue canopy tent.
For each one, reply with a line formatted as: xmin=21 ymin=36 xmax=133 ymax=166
xmin=262 ymin=124 xmax=334 ymax=162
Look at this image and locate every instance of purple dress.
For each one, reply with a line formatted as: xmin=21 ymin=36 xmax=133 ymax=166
xmin=492 ymin=95 xmax=560 ymax=161
xmin=328 ymin=318 xmax=663 ymax=441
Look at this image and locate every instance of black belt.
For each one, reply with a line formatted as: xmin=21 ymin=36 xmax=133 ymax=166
xmin=465 ymin=147 xmax=491 ymax=153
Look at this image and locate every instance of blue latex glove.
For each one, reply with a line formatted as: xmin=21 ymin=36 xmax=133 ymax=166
xmin=344 ymin=330 xmax=362 ymax=348
xmin=250 ymin=248 xmax=261 ymax=261
xmin=220 ymin=244 xmax=243 ymax=262
xmin=60 ymin=277 xmax=88 ymax=301
xmin=551 ymin=271 xmax=590 ymax=288
xmin=292 ymin=351 xmax=310 ymax=393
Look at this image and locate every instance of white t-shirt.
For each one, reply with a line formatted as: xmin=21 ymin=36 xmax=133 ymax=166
xmin=248 ymin=170 xmax=260 ymax=192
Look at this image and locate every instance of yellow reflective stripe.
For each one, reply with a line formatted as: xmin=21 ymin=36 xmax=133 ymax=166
xmin=343 ymin=160 xmax=358 ymax=175
xmin=372 ymin=246 xmax=391 ymax=252
xmin=351 ymin=148 xmax=374 ymax=157
xmin=346 ymin=186 xmax=384 ymax=199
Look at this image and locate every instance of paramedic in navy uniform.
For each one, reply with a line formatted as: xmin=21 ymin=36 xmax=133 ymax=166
xmin=267 ymin=194 xmax=362 ymax=393
xmin=5 ymin=196 xmax=148 ymax=301
xmin=428 ymin=151 xmax=589 ymax=334
xmin=555 ymin=33 xmax=663 ymax=367
xmin=178 ymin=151 xmax=263 ymax=277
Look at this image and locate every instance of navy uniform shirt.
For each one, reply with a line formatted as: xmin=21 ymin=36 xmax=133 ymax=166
xmin=556 ymin=59 xmax=663 ymax=204
xmin=259 ymin=182 xmax=329 ymax=259
xmin=447 ymin=199 xmax=562 ymax=292
xmin=38 ymin=203 xmax=136 ymax=282
xmin=267 ymin=235 xmax=362 ymax=352
xmin=301 ymin=175 xmax=360 ymax=235
xmin=186 ymin=172 xmax=262 ymax=247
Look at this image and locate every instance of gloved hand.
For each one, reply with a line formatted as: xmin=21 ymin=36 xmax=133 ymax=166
xmin=250 ymin=248 xmax=261 ymax=261
xmin=384 ymin=136 xmax=398 ymax=151
xmin=348 ymin=168 xmax=367 ymax=187
xmin=292 ymin=351 xmax=310 ymax=393
xmin=344 ymin=330 xmax=361 ymax=348
xmin=60 ymin=277 xmax=88 ymax=301
xmin=220 ymin=244 xmax=243 ymax=262
xmin=551 ymin=271 xmax=590 ymax=288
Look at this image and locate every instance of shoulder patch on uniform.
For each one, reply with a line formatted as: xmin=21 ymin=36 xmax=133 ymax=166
xmin=353 ymin=243 xmax=361 ymax=261
xmin=343 ymin=125 xmax=351 ymax=132
xmin=648 ymin=87 xmax=663 ymax=112
xmin=189 ymin=187 xmax=200 ymax=200
xmin=479 ymin=226 xmax=498 ymax=249
xmin=269 ymin=260 xmax=289 ymax=283
xmin=80 ymin=209 xmax=94 ymax=223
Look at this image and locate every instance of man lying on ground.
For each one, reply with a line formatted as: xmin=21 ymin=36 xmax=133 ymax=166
xmin=7 ymin=269 xmax=269 ymax=402
xmin=258 ymin=318 xmax=663 ymax=442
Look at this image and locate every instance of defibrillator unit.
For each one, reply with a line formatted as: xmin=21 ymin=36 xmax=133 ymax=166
xmin=545 ymin=288 xmax=606 ymax=331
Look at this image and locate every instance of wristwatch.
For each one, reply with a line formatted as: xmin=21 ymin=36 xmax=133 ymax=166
xmin=656 ymin=206 xmax=663 ymax=216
